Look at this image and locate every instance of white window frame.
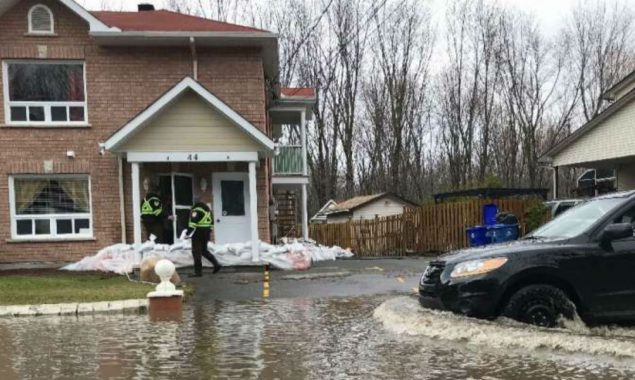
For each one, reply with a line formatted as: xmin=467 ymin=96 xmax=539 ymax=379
xmin=28 ymin=4 xmax=55 ymax=35
xmin=2 ymin=60 xmax=89 ymax=127
xmin=8 ymin=175 xmax=94 ymax=241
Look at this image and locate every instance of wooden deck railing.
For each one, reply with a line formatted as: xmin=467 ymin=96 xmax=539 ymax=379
xmin=309 ymin=198 xmax=544 ymax=256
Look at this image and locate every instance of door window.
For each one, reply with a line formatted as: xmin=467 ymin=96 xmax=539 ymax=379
xmin=221 ymin=180 xmax=245 ymax=216
xmin=158 ymin=174 xmax=193 ymax=241
xmin=174 ymin=175 xmax=193 ymax=206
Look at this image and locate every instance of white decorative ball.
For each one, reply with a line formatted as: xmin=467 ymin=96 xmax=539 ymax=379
xmin=154 ymin=259 xmax=175 ymax=281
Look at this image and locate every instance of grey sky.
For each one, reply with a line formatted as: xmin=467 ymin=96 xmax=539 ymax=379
xmin=79 ymin=0 xmax=578 ymax=36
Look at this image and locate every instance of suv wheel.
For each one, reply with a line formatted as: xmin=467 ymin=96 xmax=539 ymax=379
xmin=502 ymin=284 xmax=575 ymax=328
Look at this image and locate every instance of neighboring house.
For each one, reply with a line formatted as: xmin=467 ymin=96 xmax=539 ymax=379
xmin=541 ymin=69 xmax=635 ymax=197
xmin=324 ymin=193 xmax=418 ymax=224
xmin=309 ymin=199 xmax=337 ymax=224
xmin=0 ymin=0 xmax=314 ymax=263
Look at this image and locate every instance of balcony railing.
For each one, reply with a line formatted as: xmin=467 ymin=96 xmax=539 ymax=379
xmin=274 ymin=145 xmax=304 ymax=175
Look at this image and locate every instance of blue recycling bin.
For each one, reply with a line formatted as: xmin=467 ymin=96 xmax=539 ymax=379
xmin=488 ymin=224 xmax=519 ymax=244
xmin=483 ymin=203 xmax=498 ymax=226
xmin=466 ymin=226 xmax=490 ymax=247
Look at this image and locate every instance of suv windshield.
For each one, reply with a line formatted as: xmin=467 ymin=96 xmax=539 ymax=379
xmin=530 ymin=198 xmax=624 ymax=239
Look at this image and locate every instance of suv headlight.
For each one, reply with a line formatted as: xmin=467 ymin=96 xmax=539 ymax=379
xmin=450 ymin=257 xmax=508 ymax=278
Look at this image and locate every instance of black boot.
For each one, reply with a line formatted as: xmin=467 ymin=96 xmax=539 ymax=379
xmin=188 ymin=272 xmax=202 ymax=278
xmin=213 ymin=264 xmax=222 ymax=274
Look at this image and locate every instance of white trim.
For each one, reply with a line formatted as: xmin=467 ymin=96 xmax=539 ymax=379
xmin=118 ymin=156 xmax=126 ymax=244
xmin=8 ymin=174 xmax=93 ymax=240
xmin=248 ymin=162 xmax=260 ymax=262
xmin=60 ymin=0 xmax=116 ymax=32
xmin=127 ymin=151 xmax=259 ymax=163
xmin=301 ymin=110 xmax=307 ymax=176
xmin=28 ymin=4 xmax=54 ymax=35
xmin=2 ymin=61 xmax=88 ymax=126
xmin=132 ymin=162 xmax=142 ymax=247
xmin=104 ymin=77 xmax=274 ymax=152
xmin=91 ymin=31 xmax=277 ymax=39
xmin=272 ymin=176 xmax=309 ymax=185
xmin=0 ymin=0 xmax=115 ymax=32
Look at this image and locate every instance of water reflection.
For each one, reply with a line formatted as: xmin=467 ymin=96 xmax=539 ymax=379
xmin=0 ymin=296 xmax=633 ymax=379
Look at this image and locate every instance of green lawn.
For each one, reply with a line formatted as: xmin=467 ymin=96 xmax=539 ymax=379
xmin=0 ymin=272 xmax=155 ymax=306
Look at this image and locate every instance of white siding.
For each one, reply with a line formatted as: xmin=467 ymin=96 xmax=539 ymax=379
xmin=326 ymin=214 xmax=350 ymax=224
xmin=352 ymin=198 xmax=409 ymax=220
xmin=326 ymin=197 xmax=413 ymax=223
xmin=121 ymin=91 xmax=262 ymax=152
xmin=553 ymin=100 xmax=635 ymax=167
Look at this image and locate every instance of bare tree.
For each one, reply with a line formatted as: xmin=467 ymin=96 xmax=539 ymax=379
xmin=566 ymin=0 xmax=635 ymax=122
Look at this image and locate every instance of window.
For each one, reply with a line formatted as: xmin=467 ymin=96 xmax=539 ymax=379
xmin=221 ymin=180 xmax=245 ymax=216
xmin=3 ymin=61 xmax=87 ymax=125
xmin=28 ymin=5 xmax=54 ymax=34
xmin=10 ymin=176 xmax=92 ymax=240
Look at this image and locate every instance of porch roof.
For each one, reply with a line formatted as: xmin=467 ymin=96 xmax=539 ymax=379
xmin=104 ymin=77 xmax=275 ymax=156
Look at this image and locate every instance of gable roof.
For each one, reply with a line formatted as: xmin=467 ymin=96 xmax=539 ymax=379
xmin=0 ymin=0 xmax=116 ymax=31
xmin=104 ymin=77 xmax=274 ymax=152
xmin=602 ymin=69 xmax=635 ymax=101
xmin=540 ymin=86 xmax=635 ymax=164
xmin=326 ymin=193 xmax=418 ymax=216
xmin=91 ymin=10 xmax=268 ymax=33
xmin=310 ymin=199 xmax=338 ymax=222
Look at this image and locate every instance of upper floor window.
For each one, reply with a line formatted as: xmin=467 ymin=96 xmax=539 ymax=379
xmin=3 ymin=61 xmax=87 ymax=126
xmin=28 ymin=4 xmax=54 ymax=34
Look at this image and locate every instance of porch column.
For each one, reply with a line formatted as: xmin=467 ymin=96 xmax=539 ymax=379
xmin=552 ymin=166 xmax=559 ymax=200
xmin=249 ymin=161 xmax=260 ymax=262
xmin=131 ymin=162 xmax=142 ymax=247
xmin=301 ymin=183 xmax=309 ymax=240
xmin=301 ymin=110 xmax=308 ymax=176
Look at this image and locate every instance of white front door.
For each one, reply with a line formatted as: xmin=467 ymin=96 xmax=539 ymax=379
xmin=212 ymin=172 xmax=251 ymax=244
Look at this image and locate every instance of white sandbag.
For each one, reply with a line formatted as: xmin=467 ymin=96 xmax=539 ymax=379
xmin=62 ymin=239 xmax=354 ymax=274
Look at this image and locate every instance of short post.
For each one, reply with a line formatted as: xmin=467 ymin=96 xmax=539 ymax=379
xmin=147 ymin=259 xmax=183 ymax=322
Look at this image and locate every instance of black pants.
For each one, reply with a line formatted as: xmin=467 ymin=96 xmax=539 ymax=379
xmin=143 ymin=221 xmax=164 ymax=243
xmin=191 ymin=231 xmax=220 ymax=274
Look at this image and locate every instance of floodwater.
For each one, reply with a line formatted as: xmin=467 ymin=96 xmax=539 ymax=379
xmin=1 ymin=295 xmax=635 ymax=379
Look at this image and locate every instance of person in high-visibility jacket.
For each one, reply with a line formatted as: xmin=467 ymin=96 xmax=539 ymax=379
xmin=187 ymin=202 xmax=221 ymax=277
xmin=141 ymin=192 xmax=168 ymax=243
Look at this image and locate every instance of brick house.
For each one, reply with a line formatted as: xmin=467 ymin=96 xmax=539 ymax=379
xmin=0 ymin=0 xmax=314 ymax=263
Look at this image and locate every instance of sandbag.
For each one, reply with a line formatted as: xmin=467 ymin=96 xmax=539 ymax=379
xmin=140 ymin=256 xmax=181 ymax=285
xmin=61 ymin=239 xmax=354 ymax=274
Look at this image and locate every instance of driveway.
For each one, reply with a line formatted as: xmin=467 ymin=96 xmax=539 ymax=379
xmin=180 ymin=257 xmax=431 ymax=303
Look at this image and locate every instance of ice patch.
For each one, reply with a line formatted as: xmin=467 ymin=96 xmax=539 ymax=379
xmin=374 ymin=296 xmax=635 ymax=359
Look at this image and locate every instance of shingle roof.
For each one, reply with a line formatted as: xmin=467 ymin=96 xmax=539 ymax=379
xmin=281 ymin=87 xmax=316 ymax=99
xmin=91 ymin=10 xmax=267 ymax=33
xmin=327 ymin=193 xmax=418 ymax=215
xmin=330 ymin=194 xmax=387 ymax=212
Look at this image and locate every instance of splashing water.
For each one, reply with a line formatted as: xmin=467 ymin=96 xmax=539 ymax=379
xmin=374 ymin=296 xmax=635 ymax=361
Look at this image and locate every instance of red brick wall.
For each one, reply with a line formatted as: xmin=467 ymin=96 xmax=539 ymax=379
xmin=0 ymin=0 xmax=270 ymax=262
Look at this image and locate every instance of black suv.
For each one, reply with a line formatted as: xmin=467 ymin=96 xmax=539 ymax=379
xmin=419 ymin=191 xmax=635 ymax=327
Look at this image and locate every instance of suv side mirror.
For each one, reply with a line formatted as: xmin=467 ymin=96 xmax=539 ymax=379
xmin=600 ymin=223 xmax=634 ymax=244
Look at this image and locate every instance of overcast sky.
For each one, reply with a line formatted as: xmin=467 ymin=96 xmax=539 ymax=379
xmin=79 ymin=0 xmax=579 ymax=36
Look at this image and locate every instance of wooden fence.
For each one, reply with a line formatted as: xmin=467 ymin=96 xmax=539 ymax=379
xmin=309 ymin=198 xmax=543 ymax=257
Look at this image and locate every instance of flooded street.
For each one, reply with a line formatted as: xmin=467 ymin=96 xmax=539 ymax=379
xmin=1 ymin=294 xmax=635 ymax=379
xmin=1 ymin=260 xmax=635 ymax=379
